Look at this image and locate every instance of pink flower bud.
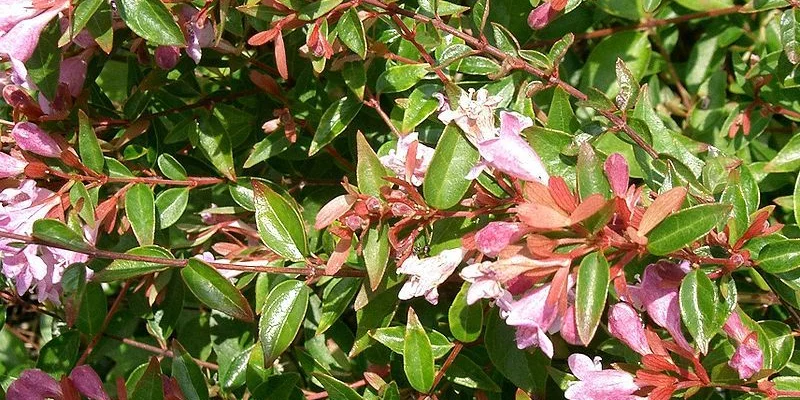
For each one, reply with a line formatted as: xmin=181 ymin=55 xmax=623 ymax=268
xmin=70 ymin=365 xmax=111 ymax=400
xmin=475 ymin=221 xmax=526 ymax=257
xmin=12 ymin=122 xmax=61 ymax=157
xmin=155 ymin=46 xmax=181 ymax=70
xmin=608 ymin=302 xmax=651 ymax=355
xmin=528 ymin=2 xmax=558 ymax=30
xmin=604 ymin=153 xmax=630 ymax=197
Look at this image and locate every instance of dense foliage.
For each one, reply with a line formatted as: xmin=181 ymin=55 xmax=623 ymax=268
xmin=3 ymin=0 xmax=800 ymax=399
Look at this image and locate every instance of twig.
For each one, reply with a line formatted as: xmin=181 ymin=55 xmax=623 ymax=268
xmin=103 ymin=334 xmax=219 ymax=371
xmin=76 ymin=281 xmax=131 ymax=365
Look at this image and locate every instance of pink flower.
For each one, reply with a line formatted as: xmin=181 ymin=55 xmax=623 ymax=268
xmin=8 ymin=366 xmax=111 ymax=400
xmin=474 ymin=221 xmax=527 ymax=257
xmin=11 ymin=122 xmax=61 ymax=158
xmin=559 ymin=304 xmax=582 ymax=345
xmin=723 ymin=312 xmax=763 ymax=379
xmin=397 ymin=247 xmax=464 ymax=305
xmin=503 ymin=281 xmax=561 ymax=357
xmin=69 ymin=365 xmax=112 ymax=400
xmin=608 ymin=302 xmax=651 ymax=355
xmin=59 ymin=52 xmax=90 ymax=97
xmin=564 ymin=354 xmax=645 ymax=400
xmin=0 ymin=180 xmax=95 ymax=303
xmin=154 ymin=5 xmax=216 ymax=69
xmin=0 ymin=0 xmax=70 ymax=84
xmin=528 ymin=2 xmax=559 ymax=29
xmin=155 ymin=46 xmax=181 ymax=70
xmin=627 ymin=260 xmax=693 ymax=352
xmin=468 ymin=111 xmax=549 ymax=183
xmin=0 ymin=151 xmax=28 ymax=177
xmin=438 ymin=88 xmax=502 ymax=144
xmin=459 ymin=261 xmax=509 ymax=304
xmin=379 ymin=132 xmax=434 ymax=186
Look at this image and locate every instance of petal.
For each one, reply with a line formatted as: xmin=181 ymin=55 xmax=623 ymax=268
xmin=729 ymin=332 xmax=763 ymax=379
xmin=559 ymin=305 xmax=582 ymax=346
xmin=0 ymin=5 xmax=65 ymax=62
xmin=608 ymin=302 xmax=651 ymax=355
xmin=155 ymin=46 xmax=181 ymax=70
xmin=7 ymin=369 xmax=62 ymax=400
xmin=475 ymin=221 xmax=526 ymax=257
xmin=70 ymin=365 xmax=111 ymax=400
xmin=60 ymin=54 xmax=88 ymax=97
xmin=498 ymin=111 xmax=533 ymax=137
xmin=604 ymin=153 xmax=630 ymax=197
xmin=477 ymin=134 xmax=549 ymax=183
xmin=567 ymin=353 xmax=601 ymax=380
xmin=0 ymin=152 xmax=28 ymax=178
xmin=12 ymin=122 xmax=61 ymax=158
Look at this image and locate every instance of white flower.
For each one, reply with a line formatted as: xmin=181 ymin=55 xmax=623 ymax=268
xmin=379 ymin=132 xmax=434 ymax=186
xmin=438 ymin=88 xmax=502 ymax=144
xmin=397 ymin=247 xmax=464 ymax=305
xmin=459 ymin=262 xmax=508 ymax=305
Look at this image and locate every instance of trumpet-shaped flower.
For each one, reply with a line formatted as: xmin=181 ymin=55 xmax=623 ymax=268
xmin=11 ymin=122 xmax=61 ymax=158
xmin=503 ymin=282 xmax=560 ymax=357
xmin=379 ymin=132 xmax=434 ymax=186
xmin=723 ymin=312 xmax=763 ymax=379
xmin=438 ymin=88 xmax=502 ymax=144
xmin=564 ymin=354 xmax=645 ymax=400
xmin=468 ymin=111 xmax=549 ymax=183
xmin=608 ymin=302 xmax=652 ymax=356
xmin=459 ymin=261 xmax=508 ymax=305
xmin=397 ymin=247 xmax=464 ymax=305
xmin=474 ymin=221 xmax=527 ymax=257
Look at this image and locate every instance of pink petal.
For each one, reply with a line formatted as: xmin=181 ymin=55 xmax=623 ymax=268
xmin=722 ymin=311 xmax=749 ymax=343
xmin=0 ymin=5 xmax=66 ymax=62
xmin=498 ymin=111 xmax=533 ymax=137
xmin=7 ymin=369 xmax=62 ymax=400
xmin=567 ymin=354 xmax=600 ymax=380
xmin=559 ymin=305 xmax=582 ymax=345
xmin=729 ymin=333 xmax=763 ymax=379
xmin=0 ymin=152 xmax=28 ymax=178
xmin=527 ymin=2 xmax=558 ymax=30
xmin=60 ymin=54 xmax=89 ymax=97
xmin=604 ymin=153 xmax=629 ymax=197
xmin=475 ymin=221 xmax=526 ymax=257
xmin=12 ymin=122 xmax=61 ymax=157
xmin=476 ymin=134 xmax=549 ymax=183
xmin=155 ymin=46 xmax=181 ymax=70
xmin=608 ymin=302 xmax=651 ymax=355
xmin=70 ymin=365 xmax=111 ymax=400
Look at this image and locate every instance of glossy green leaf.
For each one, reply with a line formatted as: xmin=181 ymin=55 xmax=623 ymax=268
xmin=402 ymin=85 xmax=440 ymax=133
xmin=36 ymin=331 xmax=80 ymax=376
xmin=577 ymin=143 xmax=612 ymax=200
xmin=155 ymin=187 xmax=189 ymax=229
xmin=363 ymin=224 xmax=390 ymax=291
xmin=781 ymin=9 xmax=800 ymax=64
xmin=125 ymin=183 xmax=155 ymax=246
xmin=575 ymin=252 xmax=610 ymax=345
xmin=77 ymin=283 xmax=107 ymax=336
xmin=679 ymin=270 xmax=727 ymax=354
xmin=404 ymin=308 xmax=435 ymax=393
xmin=172 ymin=341 xmax=209 ymax=400
xmin=317 ymin=278 xmax=360 ymax=335
xmin=579 ymin=31 xmax=651 ymax=97
xmin=198 ymin=115 xmax=236 ymax=180
xmin=298 ymin=0 xmax=345 ymax=20
xmin=646 ymin=204 xmax=730 ymax=255
xmin=765 ymin=133 xmax=800 ymax=172
xmin=337 ymin=8 xmax=366 ymax=59
xmin=376 ymin=64 xmax=428 ymax=93
xmin=423 ymin=125 xmax=480 ymax=209
xmin=157 ymin=154 xmax=187 ymax=180
xmin=313 ymin=373 xmax=363 ymax=400
xmin=78 ymin=110 xmax=105 ymax=173
xmin=116 ymin=0 xmax=185 ymax=46
xmin=547 ymin=87 xmax=579 ymax=133
xmin=259 ymin=280 xmax=309 ymax=364
xmin=181 ymin=259 xmax=254 ymax=322
xmin=757 ymin=240 xmax=800 ymax=274
xmin=26 ymin=21 xmax=61 ymax=100
xmin=485 ymin=313 xmax=549 ymax=396
xmin=58 ymin=0 xmax=106 ymax=46
xmin=445 ymin=354 xmax=501 ymax=392
xmin=95 ymin=245 xmax=174 ymax=281
xmin=448 ymin=282 xmax=483 ymax=343
xmin=794 ymin=172 xmax=800 ymax=225
xmin=253 ymin=180 xmax=308 ymax=261
xmin=309 ymin=96 xmax=363 ymax=156
xmin=32 ymin=219 xmax=91 ymax=252
xmin=130 ymin=358 xmax=164 ymax=400
xmin=370 ymin=326 xmax=453 ymax=358
xmin=356 ymin=131 xmax=387 ymax=197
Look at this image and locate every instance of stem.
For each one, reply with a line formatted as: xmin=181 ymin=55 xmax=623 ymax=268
xmin=104 ymin=334 xmax=219 ymax=371
xmin=76 ymin=281 xmax=131 ymax=365
xmin=0 ymin=230 xmax=366 ymax=278
xmin=363 ymin=0 xmax=660 ymax=159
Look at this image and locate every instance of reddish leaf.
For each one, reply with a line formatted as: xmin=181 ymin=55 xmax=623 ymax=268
xmin=569 ymin=194 xmax=609 ymax=224
xmin=523 ymin=180 xmax=560 ymax=210
xmin=548 ymin=177 xmax=577 ymax=213
xmin=326 ymin=235 xmax=352 ymax=275
xmin=314 ymin=194 xmax=356 ymax=229
xmin=275 ymin=33 xmax=289 ymax=79
xmin=517 ymin=202 xmax=571 ymax=229
xmin=637 ymin=187 xmax=687 ymax=236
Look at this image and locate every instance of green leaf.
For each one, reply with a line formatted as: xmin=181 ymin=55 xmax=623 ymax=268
xmin=26 ymin=21 xmax=61 ymax=100
xmin=259 ymin=280 xmax=309 ymax=364
xmin=342 ymin=62 xmax=366 ymax=100
xmin=370 ymin=326 xmax=453 ymax=358
xmin=317 ymin=278 xmax=360 ymax=335
xmin=130 ymin=358 xmax=164 ymax=400
xmin=579 ymin=31 xmax=651 ymax=97
xmin=309 ymin=96 xmax=363 ymax=156
xmin=547 ymin=87 xmax=579 ymax=133
xmin=58 ymin=0 xmax=106 ymax=46
xmin=765 ymin=133 xmax=800 ymax=173
xmin=198 ymin=115 xmax=236 ymax=180
xmin=181 ymin=259 xmax=254 ymax=322
xmin=757 ymin=240 xmax=800 ymax=274
xmin=298 ymin=0 xmax=345 ymax=20
xmin=423 ymin=125 xmax=480 ymax=209
xmin=157 ymin=154 xmax=187 ymax=180
xmin=86 ymin=0 xmax=113 ymax=52
xmin=36 ymin=331 xmax=80 ymax=376
xmin=577 ymin=143 xmax=612 ymax=200
xmin=78 ymin=111 xmax=105 ymax=173
xmin=155 ymin=188 xmax=189 ymax=229
xmin=445 ymin=354 xmax=501 ymax=392
xmin=253 ymin=181 xmax=308 ymax=261
xmin=313 ymin=373 xmax=364 ymax=400
xmin=795 ymin=173 xmax=800 ymax=225
xmin=679 ymin=270 xmax=727 ymax=354
xmin=95 ymin=245 xmax=174 ymax=281
xmin=363 ymin=224 xmax=390 ymax=291
xmin=485 ymin=312 xmax=549 ymax=396
xmin=69 ymin=182 xmax=95 ymax=227
xmin=402 ymin=85 xmax=440 ymax=133
xmin=356 ymin=132 xmax=387 ymax=197
xmin=762 ymin=320 xmax=794 ymax=371
xmin=575 ymin=252 xmax=610 ymax=345
xmin=77 ymin=283 xmax=107 ymax=336
xmin=125 ymin=183 xmax=156 ymax=246
xmin=376 ymin=64 xmax=429 ymax=93
xmin=171 ymin=341 xmax=209 ymax=400
xmin=32 ymin=219 xmax=91 ymax=252
xmin=244 ymin=135 xmax=291 ymax=168
xmin=646 ymin=204 xmax=730 ymax=255
xmin=116 ymin=0 xmax=186 ymax=46
xmin=448 ymin=282 xmax=483 ymax=343
xmin=614 ymin=58 xmax=640 ymax=110
xmin=404 ymin=308 xmax=435 ymax=393
xmin=781 ymin=9 xmax=800 ymax=64
xmin=337 ymin=8 xmax=367 ymax=59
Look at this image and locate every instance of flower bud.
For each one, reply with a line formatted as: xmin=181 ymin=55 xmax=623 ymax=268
xmin=12 ymin=122 xmax=61 ymax=157
xmin=608 ymin=302 xmax=651 ymax=355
